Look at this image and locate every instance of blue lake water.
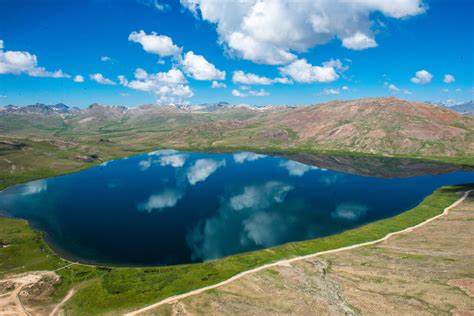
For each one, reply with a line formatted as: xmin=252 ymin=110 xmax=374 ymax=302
xmin=0 ymin=150 xmax=473 ymax=266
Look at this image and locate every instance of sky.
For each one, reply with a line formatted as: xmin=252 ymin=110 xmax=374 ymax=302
xmin=0 ymin=0 xmax=473 ymax=107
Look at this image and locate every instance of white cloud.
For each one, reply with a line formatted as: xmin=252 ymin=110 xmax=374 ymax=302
xmin=411 ymin=70 xmax=433 ymax=84
xmin=211 ymin=80 xmax=227 ymax=88
xmin=443 ymin=74 xmax=455 ymax=84
xmin=322 ymin=59 xmax=349 ymax=72
xmin=249 ymin=89 xmax=269 ymax=96
xmin=387 ymin=83 xmax=400 ymax=93
xmin=138 ymin=189 xmax=183 ymax=212
xmin=140 ymin=0 xmax=170 ymax=11
xmin=233 ymin=152 xmax=266 ymax=164
xmin=279 ymin=160 xmax=317 ymax=176
xmin=181 ymin=51 xmax=225 ymax=80
xmin=0 ymin=40 xmax=3 ymax=49
xmin=180 ymin=0 xmax=424 ymax=65
xmin=119 ymin=68 xmax=193 ymax=103
xmin=342 ymin=86 xmax=349 ymax=91
xmin=279 ymin=59 xmax=338 ymax=83
xmin=158 ymin=154 xmax=188 ymax=168
xmin=232 ymin=70 xmax=273 ymax=85
xmin=232 ymin=89 xmax=246 ymax=97
xmin=273 ymin=77 xmax=293 ymax=84
xmin=90 ymin=73 xmax=116 ymax=85
xmin=232 ymin=88 xmax=270 ymax=97
xmin=100 ymin=56 xmax=112 ymax=62
xmin=321 ymin=88 xmax=340 ymax=95
xmin=441 ymin=88 xmax=449 ymax=93
xmin=341 ymin=32 xmax=378 ymax=50
xmin=129 ymin=30 xmax=182 ymax=57
xmin=0 ymin=49 xmax=70 ymax=78
xmin=232 ymin=70 xmax=292 ymax=85
xmin=187 ymin=159 xmax=226 ymax=185
xmin=385 ymin=82 xmax=411 ymax=95
xmin=229 ymin=181 xmax=293 ymax=211
xmin=73 ymin=75 xmax=84 ymax=83
xmin=331 ymin=202 xmax=368 ymax=220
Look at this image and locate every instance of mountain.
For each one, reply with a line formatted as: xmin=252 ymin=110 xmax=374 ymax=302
xmin=448 ymin=101 xmax=474 ymax=116
xmin=433 ymin=100 xmax=474 ymax=116
xmin=1 ymin=103 xmax=79 ymax=115
xmin=1 ymin=97 xmax=472 ymax=158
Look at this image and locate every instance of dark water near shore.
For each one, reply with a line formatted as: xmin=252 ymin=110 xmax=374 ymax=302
xmin=0 ymin=150 xmax=473 ymax=266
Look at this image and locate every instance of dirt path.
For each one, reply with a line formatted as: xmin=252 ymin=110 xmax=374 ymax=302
xmin=0 ymin=271 xmax=58 ymax=316
xmin=125 ymin=189 xmax=473 ymax=316
xmin=49 ymin=287 xmax=77 ymax=316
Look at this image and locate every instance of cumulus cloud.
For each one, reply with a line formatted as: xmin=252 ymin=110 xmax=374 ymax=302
xmin=341 ymin=32 xmax=378 ymax=50
xmin=443 ymin=74 xmax=455 ymax=84
xmin=384 ymin=82 xmax=411 ymax=95
xmin=232 ymin=70 xmax=291 ymax=85
xmin=279 ymin=59 xmax=339 ymax=83
xmin=321 ymin=88 xmax=340 ymax=95
xmin=187 ymin=158 xmax=226 ymax=185
xmin=129 ymin=30 xmax=182 ymax=57
xmin=138 ymin=189 xmax=183 ymax=212
xmin=411 ymin=70 xmax=433 ymax=84
xmin=100 ymin=56 xmax=112 ymax=62
xmin=73 ymin=75 xmax=84 ymax=83
xmin=118 ymin=68 xmax=193 ymax=103
xmin=279 ymin=160 xmax=317 ymax=176
xmin=180 ymin=0 xmax=424 ymax=65
xmin=0 ymin=48 xmax=70 ymax=78
xmin=211 ymin=80 xmax=226 ymax=88
xmin=331 ymin=202 xmax=368 ymax=220
xmin=90 ymin=73 xmax=116 ymax=85
xmin=139 ymin=0 xmax=170 ymax=11
xmin=233 ymin=152 xmax=266 ymax=164
xmin=181 ymin=51 xmax=225 ymax=80
xmin=232 ymin=70 xmax=272 ymax=85
xmin=232 ymin=88 xmax=270 ymax=97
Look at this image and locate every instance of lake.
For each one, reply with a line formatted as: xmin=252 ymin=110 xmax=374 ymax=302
xmin=0 ymin=150 xmax=473 ymax=266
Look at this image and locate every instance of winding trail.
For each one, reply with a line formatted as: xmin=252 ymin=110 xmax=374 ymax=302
xmin=125 ymin=189 xmax=473 ymax=316
xmin=49 ymin=287 xmax=77 ymax=316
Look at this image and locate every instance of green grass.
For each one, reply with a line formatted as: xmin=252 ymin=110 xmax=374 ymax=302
xmin=1 ymin=184 xmax=472 ymax=315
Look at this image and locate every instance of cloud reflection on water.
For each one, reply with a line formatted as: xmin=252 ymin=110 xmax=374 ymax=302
xmin=138 ymin=189 xmax=183 ymax=212
xmin=187 ymin=181 xmax=299 ymax=261
xmin=279 ymin=160 xmax=319 ymax=176
xmin=186 ymin=159 xmax=226 ymax=185
xmin=21 ymin=180 xmax=47 ymax=195
xmin=233 ymin=152 xmax=266 ymax=164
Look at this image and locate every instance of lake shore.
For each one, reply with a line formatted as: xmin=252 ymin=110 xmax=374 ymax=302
xmin=1 ymin=184 xmax=473 ymax=314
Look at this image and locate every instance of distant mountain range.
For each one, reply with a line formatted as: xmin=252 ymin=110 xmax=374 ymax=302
xmin=432 ymin=100 xmax=474 ymax=116
xmin=1 ymin=98 xmax=473 ymax=158
xmin=3 ymin=99 xmax=472 ymax=116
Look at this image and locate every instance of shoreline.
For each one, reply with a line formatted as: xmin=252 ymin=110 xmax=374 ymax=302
xmin=0 ymin=184 xmax=472 ymax=314
xmin=125 ymin=189 xmax=473 ymax=315
xmin=1 ymin=145 xmax=473 ymax=192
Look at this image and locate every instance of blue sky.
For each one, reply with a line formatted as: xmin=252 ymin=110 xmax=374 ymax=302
xmin=0 ymin=0 xmax=472 ymax=107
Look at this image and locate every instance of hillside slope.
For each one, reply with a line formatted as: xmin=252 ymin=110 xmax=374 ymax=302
xmin=1 ymin=98 xmax=472 ymax=159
